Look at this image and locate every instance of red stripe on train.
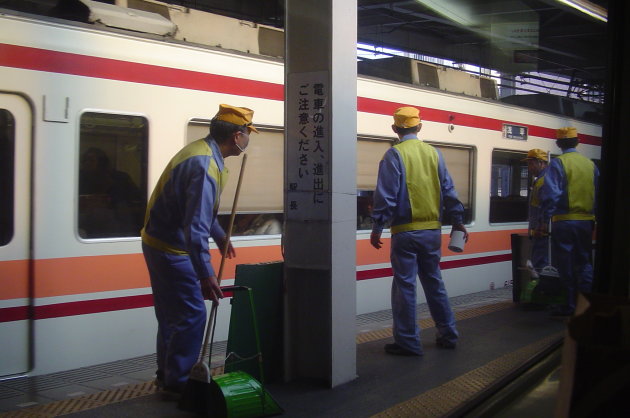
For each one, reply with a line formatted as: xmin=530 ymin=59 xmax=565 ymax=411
xmin=36 ymin=294 xmax=155 ymax=319
xmin=0 ymin=306 xmax=30 ymax=322
xmin=357 ymin=97 xmax=601 ymax=146
xmin=0 ymin=44 xmax=284 ymax=101
xmin=0 ymin=43 xmax=601 ymax=146
xmin=0 ymin=253 xmax=512 ymax=322
xmin=0 ymin=291 xmax=235 ymax=322
xmin=356 ymin=253 xmax=512 ymax=280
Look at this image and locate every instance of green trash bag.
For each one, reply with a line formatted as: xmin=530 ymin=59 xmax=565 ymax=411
xmin=520 ymin=279 xmax=539 ymax=303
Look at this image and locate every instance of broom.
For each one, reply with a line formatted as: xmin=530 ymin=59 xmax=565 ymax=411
xmin=179 ymin=153 xmax=248 ymax=415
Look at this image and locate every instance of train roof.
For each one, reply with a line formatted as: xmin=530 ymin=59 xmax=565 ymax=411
xmin=0 ymin=1 xmax=604 ymax=123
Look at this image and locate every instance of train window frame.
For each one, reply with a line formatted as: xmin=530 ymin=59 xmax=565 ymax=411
xmin=489 ymin=148 xmax=530 ymax=225
xmin=76 ymin=111 xmax=149 ymax=241
xmin=425 ymin=141 xmax=476 ymax=227
xmin=187 ymin=119 xmax=286 ymax=240
xmin=356 ymin=135 xmax=396 ymax=232
xmin=0 ymin=109 xmax=15 ymax=246
xmin=355 ymin=138 xmax=475 ymax=231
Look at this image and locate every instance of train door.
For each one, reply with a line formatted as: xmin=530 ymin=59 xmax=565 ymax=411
xmin=0 ymin=93 xmax=33 ymax=376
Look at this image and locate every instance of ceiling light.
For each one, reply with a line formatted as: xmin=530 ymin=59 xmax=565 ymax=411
xmin=556 ymin=0 xmax=607 ymax=22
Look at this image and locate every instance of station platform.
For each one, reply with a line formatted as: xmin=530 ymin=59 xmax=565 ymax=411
xmin=0 ymin=287 xmax=568 ymax=417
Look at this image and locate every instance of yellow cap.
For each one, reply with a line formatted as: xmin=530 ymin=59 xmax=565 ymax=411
xmin=393 ymin=106 xmax=421 ymax=128
xmin=214 ymin=104 xmax=258 ymax=133
xmin=556 ymin=127 xmax=577 ymax=139
xmin=522 ymin=148 xmax=548 ymax=162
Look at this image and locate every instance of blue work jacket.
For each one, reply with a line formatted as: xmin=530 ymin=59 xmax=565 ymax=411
xmin=142 ymin=136 xmax=228 ymax=279
xmin=371 ymin=135 xmax=464 ymax=235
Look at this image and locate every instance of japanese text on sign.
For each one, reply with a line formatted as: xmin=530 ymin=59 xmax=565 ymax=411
xmin=286 ymin=72 xmax=330 ymax=220
xmin=502 ymin=123 xmax=528 ymax=141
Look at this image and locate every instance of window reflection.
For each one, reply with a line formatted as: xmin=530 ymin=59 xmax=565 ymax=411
xmin=490 ymin=150 xmax=529 ymax=223
xmin=78 ymin=113 xmax=148 ymax=238
xmin=220 ymin=213 xmax=283 ymax=236
xmin=0 ymin=109 xmax=15 ymax=246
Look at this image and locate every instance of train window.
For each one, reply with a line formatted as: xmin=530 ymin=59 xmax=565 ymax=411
xmin=354 ymin=140 xmax=473 ymax=229
xmin=433 ymin=144 xmax=474 ymax=225
xmin=356 ymin=138 xmax=392 ymax=230
xmin=0 ymin=109 xmax=15 ymax=246
xmin=357 ymin=139 xmax=391 ymax=191
xmin=188 ymin=121 xmax=285 ymax=236
xmin=490 ymin=150 xmax=529 ymax=223
xmin=220 ymin=213 xmax=283 ymax=237
xmin=78 ymin=112 xmax=148 ymax=239
xmin=357 ymin=190 xmax=375 ymax=230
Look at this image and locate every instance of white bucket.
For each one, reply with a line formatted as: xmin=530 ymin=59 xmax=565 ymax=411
xmin=448 ymin=230 xmax=466 ymax=253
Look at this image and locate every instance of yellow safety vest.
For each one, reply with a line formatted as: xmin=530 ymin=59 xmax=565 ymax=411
xmin=390 ymin=139 xmax=442 ymax=234
xmin=552 ymin=152 xmax=595 ymax=222
xmin=141 ymin=138 xmax=228 ymax=254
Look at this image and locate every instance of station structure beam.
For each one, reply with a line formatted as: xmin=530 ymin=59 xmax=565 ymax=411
xmin=283 ymin=0 xmax=358 ymax=387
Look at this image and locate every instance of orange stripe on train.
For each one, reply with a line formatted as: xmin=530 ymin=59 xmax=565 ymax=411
xmin=356 ymin=229 xmax=524 ymax=265
xmin=1 ymin=229 xmax=524 ymax=300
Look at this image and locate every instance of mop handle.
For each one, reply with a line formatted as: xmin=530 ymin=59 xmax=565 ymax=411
xmin=547 ymin=218 xmax=552 ymax=265
xmin=199 ymin=153 xmax=248 ymax=361
xmin=217 ymin=152 xmax=248 ymax=283
xmin=546 ymin=150 xmax=553 ymax=266
xmin=199 ymin=302 xmax=218 ymax=361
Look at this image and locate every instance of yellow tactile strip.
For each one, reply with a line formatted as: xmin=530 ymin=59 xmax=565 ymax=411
xmin=356 ymin=300 xmax=513 ymax=344
xmin=0 ymin=301 xmax=514 ymax=417
xmin=0 ymin=381 xmax=157 ymax=418
xmin=370 ymin=332 xmax=563 ymax=418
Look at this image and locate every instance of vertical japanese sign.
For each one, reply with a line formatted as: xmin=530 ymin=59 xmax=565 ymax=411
xmin=286 ymin=71 xmax=330 ymax=220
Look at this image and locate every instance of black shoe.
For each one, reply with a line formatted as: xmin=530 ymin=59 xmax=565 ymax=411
xmin=159 ymin=386 xmax=182 ymax=402
xmin=384 ymin=343 xmax=421 ymax=356
xmin=154 ymin=378 xmax=182 ymax=401
xmin=436 ymin=337 xmax=457 ymax=349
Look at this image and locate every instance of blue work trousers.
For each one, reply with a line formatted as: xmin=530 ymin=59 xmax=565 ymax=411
xmin=142 ymin=243 xmax=207 ymax=391
xmin=551 ymin=220 xmax=594 ymax=312
xmin=531 ymin=236 xmax=550 ymax=270
xmin=390 ymin=230 xmax=458 ymax=355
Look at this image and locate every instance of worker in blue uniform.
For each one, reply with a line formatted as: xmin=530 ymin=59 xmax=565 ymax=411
xmin=538 ymin=127 xmax=598 ymax=317
xmin=141 ymin=104 xmax=257 ymax=398
xmin=370 ymin=106 xmax=468 ymax=356
xmin=524 ymin=148 xmax=550 ymax=270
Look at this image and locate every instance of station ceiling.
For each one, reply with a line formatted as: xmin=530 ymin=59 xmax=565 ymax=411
xmin=5 ymin=1 xmax=609 ymax=94
xmin=168 ymin=0 xmax=609 ymax=93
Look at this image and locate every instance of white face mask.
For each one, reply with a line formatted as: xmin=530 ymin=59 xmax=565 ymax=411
xmin=236 ymin=141 xmax=248 ymax=153
xmin=236 ymin=131 xmax=249 ymax=152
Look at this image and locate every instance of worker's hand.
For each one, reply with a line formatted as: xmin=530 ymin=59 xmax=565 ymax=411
xmin=200 ymin=276 xmax=224 ymax=303
xmin=535 ymin=223 xmax=549 ymax=237
xmin=451 ymin=224 xmax=469 ymax=242
xmin=531 ymin=229 xmax=548 ymax=238
xmin=370 ymin=232 xmax=383 ymax=250
xmin=216 ymin=236 xmax=236 ymax=259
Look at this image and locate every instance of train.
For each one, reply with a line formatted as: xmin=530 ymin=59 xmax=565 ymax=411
xmin=0 ymin=3 xmax=602 ymax=378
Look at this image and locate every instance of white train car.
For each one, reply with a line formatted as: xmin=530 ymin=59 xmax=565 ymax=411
xmin=0 ymin=7 xmax=601 ymax=378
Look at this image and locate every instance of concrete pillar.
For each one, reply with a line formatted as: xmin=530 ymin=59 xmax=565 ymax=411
xmin=284 ymin=0 xmax=357 ymax=387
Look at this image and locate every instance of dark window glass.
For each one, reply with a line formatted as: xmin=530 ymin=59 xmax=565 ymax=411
xmin=78 ymin=113 xmax=148 ymax=238
xmin=490 ymin=150 xmax=529 ymax=223
xmin=0 ymin=109 xmax=15 ymax=246
xmin=357 ymin=190 xmax=375 ymax=231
